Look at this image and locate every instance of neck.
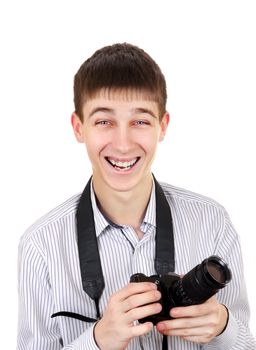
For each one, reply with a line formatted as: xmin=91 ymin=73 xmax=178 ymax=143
xmin=92 ymin=175 xmax=153 ymax=229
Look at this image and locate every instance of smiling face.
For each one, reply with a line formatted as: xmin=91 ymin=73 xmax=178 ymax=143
xmin=72 ymin=89 xmax=169 ymax=195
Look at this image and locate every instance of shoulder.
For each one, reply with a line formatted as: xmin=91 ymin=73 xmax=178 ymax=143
xmin=19 ymin=193 xmax=82 ymax=248
xmin=159 ymin=181 xmax=226 ymax=213
xmin=159 ymin=182 xmax=239 ymax=256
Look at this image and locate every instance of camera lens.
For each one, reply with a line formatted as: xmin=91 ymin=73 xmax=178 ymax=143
xmin=171 ymin=255 xmax=232 ymax=306
xmin=202 ymin=256 xmax=231 ymax=288
xmin=207 ymin=261 xmax=224 ymax=282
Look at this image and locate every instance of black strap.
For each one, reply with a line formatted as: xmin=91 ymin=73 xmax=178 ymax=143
xmin=57 ymin=176 xmax=174 ymax=350
xmin=154 ymin=176 xmax=175 ymax=275
xmin=51 ymin=299 xmax=100 ymax=323
xmin=51 ymin=311 xmax=97 ymax=323
xmin=77 ymin=176 xmax=175 ymax=301
xmin=162 ymin=335 xmax=168 ymax=350
xmin=76 ymin=177 xmax=105 ymax=301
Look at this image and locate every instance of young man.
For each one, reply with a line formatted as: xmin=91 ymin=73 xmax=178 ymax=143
xmin=17 ymin=43 xmax=255 ymax=350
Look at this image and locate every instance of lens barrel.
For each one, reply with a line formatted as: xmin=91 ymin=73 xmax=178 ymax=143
xmin=202 ymin=256 xmax=231 ymax=287
xmin=130 ymin=255 xmax=232 ymax=323
xmin=172 ymin=255 xmax=231 ymax=305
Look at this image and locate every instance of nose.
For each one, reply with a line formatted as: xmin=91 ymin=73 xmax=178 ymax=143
xmin=111 ymin=125 xmax=133 ymax=153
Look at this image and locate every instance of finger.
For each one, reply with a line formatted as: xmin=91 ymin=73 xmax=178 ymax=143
xmin=126 ymin=302 xmax=162 ymax=323
xmin=157 ymin=315 xmax=212 ymax=332
xmin=170 ymin=299 xmax=217 ymax=318
xmin=122 ymin=289 xmax=161 ymax=313
xmin=129 ymin=322 xmax=154 ymax=338
xmin=114 ymin=282 xmax=158 ymax=303
xmin=160 ymin=325 xmax=212 ymax=338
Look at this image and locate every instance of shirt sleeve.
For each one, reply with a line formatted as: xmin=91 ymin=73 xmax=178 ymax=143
xmin=62 ymin=324 xmax=100 ymax=350
xmin=17 ymin=236 xmax=100 ymax=350
xmin=203 ymin=209 xmax=256 ymax=350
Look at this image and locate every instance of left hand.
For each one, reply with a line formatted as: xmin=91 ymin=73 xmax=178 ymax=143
xmin=156 ymin=296 xmax=228 ymax=344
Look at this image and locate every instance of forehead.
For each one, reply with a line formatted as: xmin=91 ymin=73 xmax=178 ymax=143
xmin=82 ymin=88 xmax=160 ymax=115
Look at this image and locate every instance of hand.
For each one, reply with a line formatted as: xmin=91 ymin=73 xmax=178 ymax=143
xmin=94 ymin=282 xmax=162 ymax=350
xmin=156 ymin=296 xmax=228 ymax=344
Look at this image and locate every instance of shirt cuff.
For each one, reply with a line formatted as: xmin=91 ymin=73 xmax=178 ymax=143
xmin=204 ymin=312 xmax=238 ymax=350
xmin=67 ymin=323 xmax=100 ymax=350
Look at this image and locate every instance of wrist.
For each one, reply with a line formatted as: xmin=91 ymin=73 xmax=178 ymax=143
xmin=217 ymin=304 xmax=229 ymax=336
xmin=93 ymin=320 xmax=105 ymax=350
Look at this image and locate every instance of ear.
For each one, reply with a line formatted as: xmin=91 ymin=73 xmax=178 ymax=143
xmin=158 ymin=112 xmax=170 ymax=142
xmin=71 ymin=113 xmax=84 ymax=143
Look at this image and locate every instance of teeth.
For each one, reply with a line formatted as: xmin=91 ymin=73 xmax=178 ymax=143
xmin=107 ymin=158 xmax=138 ymax=169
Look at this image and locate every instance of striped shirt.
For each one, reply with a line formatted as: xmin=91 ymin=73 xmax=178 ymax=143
xmin=17 ymin=179 xmax=256 ymax=349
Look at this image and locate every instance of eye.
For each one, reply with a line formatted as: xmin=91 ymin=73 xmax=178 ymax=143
xmin=133 ymin=120 xmax=150 ymax=126
xmin=95 ymin=120 xmax=112 ymax=126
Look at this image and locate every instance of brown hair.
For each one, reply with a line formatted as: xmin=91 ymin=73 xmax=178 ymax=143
xmin=73 ymin=43 xmax=167 ymax=121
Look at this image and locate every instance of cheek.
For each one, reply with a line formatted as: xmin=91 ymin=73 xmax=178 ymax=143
xmin=138 ymin=131 xmax=159 ymax=152
xmin=84 ymin=134 xmax=109 ymax=158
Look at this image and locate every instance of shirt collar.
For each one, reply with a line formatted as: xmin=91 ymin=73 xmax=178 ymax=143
xmin=142 ymin=180 xmax=156 ymax=227
xmin=90 ymin=179 xmax=156 ymax=237
xmin=90 ymin=181 xmax=110 ymax=237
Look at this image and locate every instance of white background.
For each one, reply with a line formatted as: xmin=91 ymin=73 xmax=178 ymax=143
xmin=0 ymin=0 xmax=255 ymax=347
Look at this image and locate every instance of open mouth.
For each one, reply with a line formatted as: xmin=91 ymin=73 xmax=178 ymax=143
xmin=105 ymin=157 xmax=140 ymax=171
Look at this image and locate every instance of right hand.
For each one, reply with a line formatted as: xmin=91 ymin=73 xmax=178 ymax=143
xmin=94 ymin=282 xmax=162 ymax=350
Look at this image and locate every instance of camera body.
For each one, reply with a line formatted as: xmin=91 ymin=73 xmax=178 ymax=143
xmin=130 ymin=255 xmax=231 ymax=325
xmin=131 ymin=272 xmax=183 ymax=324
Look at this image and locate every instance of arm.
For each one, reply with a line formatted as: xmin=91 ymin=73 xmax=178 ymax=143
xmin=156 ymin=209 xmax=256 ymax=349
xmin=17 ymin=237 xmax=162 ymax=350
xmin=17 ymin=237 xmax=99 ymax=349
xmin=203 ymin=210 xmax=256 ymax=349
xmin=94 ymin=282 xmax=162 ymax=350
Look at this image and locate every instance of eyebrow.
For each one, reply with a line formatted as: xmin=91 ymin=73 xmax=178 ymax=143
xmin=89 ymin=107 xmax=114 ymax=118
xmin=88 ymin=107 xmax=157 ymax=119
xmin=133 ymin=108 xmax=157 ymax=119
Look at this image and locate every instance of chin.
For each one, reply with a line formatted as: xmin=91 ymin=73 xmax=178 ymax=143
xmin=104 ymin=176 xmax=143 ymax=193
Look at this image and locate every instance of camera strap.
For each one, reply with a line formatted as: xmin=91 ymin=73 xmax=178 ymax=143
xmin=154 ymin=175 xmax=175 ymax=275
xmin=52 ymin=176 xmax=174 ymax=349
xmin=77 ymin=175 xmax=175 ymax=300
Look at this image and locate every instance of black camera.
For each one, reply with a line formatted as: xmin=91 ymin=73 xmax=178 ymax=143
xmin=130 ymin=255 xmax=231 ymax=325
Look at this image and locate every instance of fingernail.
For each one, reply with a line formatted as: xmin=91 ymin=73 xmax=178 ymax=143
xmin=171 ymin=308 xmax=178 ymax=316
xmin=157 ymin=323 xmax=165 ymax=331
xmin=155 ymin=290 xmax=161 ymax=298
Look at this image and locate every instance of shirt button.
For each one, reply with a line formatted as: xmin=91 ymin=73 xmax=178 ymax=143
xmin=144 ymin=330 xmax=152 ymax=338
